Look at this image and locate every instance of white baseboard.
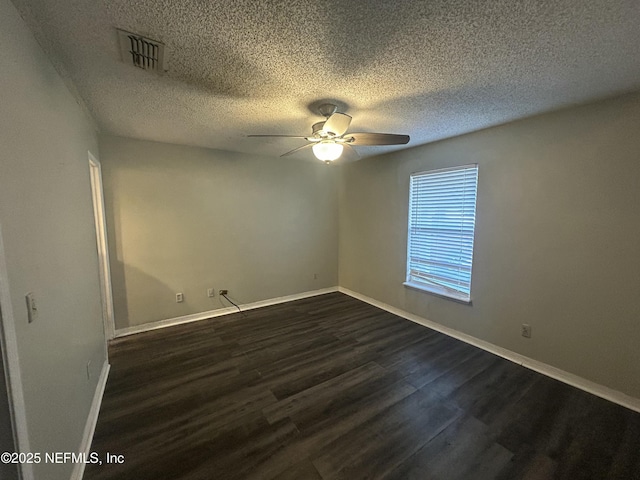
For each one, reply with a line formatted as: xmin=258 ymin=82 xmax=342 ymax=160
xmin=71 ymin=361 xmax=110 ymax=480
xmin=115 ymin=287 xmax=339 ymax=338
xmin=338 ymin=287 xmax=640 ymax=413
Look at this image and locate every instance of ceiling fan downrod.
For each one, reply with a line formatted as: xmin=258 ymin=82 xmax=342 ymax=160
xmin=317 ymin=103 xmax=338 ymax=118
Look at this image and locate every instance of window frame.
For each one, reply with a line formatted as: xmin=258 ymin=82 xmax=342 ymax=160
xmin=404 ymin=164 xmax=479 ymax=304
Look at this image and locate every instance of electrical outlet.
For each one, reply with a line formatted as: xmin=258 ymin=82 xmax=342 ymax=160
xmin=25 ymin=292 xmax=38 ymax=323
xmin=176 ymin=292 xmax=184 ymax=303
xmin=207 ymin=288 xmax=215 ymax=298
xmin=86 ymin=361 xmax=92 ymax=380
xmin=219 ymin=289 xmax=228 ymax=296
xmin=521 ymin=324 xmax=532 ymax=338
xmin=313 ymin=273 xmax=318 ymax=280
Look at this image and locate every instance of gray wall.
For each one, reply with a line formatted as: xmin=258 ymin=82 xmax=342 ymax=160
xmin=339 ymin=92 xmax=640 ymax=399
xmin=99 ymin=135 xmax=339 ymax=330
xmin=0 ymin=0 xmax=107 ymax=478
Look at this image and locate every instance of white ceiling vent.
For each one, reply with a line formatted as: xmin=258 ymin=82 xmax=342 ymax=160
xmin=117 ymin=29 xmax=165 ymax=73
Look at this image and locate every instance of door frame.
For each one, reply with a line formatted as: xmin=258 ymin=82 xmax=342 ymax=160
xmin=88 ymin=152 xmax=115 ymax=341
xmin=0 ymin=223 xmax=34 ymax=480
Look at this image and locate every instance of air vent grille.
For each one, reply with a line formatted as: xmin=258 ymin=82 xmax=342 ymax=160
xmin=117 ymin=29 xmax=165 ymax=73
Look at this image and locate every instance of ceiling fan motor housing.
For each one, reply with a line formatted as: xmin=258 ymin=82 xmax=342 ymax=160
xmin=312 ymin=122 xmax=326 ymax=135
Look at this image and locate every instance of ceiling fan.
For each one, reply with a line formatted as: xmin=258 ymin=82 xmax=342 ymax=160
xmin=248 ymin=104 xmax=410 ymax=163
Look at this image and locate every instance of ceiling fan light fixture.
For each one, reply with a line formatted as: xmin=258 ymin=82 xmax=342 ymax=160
xmin=312 ymin=141 xmax=343 ymax=161
xmin=249 ymin=104 xmax=409 ymax=160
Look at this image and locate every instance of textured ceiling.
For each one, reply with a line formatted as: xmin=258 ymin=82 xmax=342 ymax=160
xmin=11 ymin=0 xmax=640 ymax=160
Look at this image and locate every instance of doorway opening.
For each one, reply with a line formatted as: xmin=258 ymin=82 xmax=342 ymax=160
xmin=89 ymin=153 xmax=115 ymax=341
xmin=0 ymin=224 xmax=33 ymax=480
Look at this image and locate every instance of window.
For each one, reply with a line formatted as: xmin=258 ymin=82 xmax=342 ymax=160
xmin=405 ymin=164 xmax=478 ymax=303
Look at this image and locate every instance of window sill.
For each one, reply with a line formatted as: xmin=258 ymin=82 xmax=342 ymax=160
xmin=403 ymin=281 xmax=472 ymax=305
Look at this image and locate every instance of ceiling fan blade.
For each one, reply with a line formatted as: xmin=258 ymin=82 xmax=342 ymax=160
xmin=248 ymin=134 xmax=308 ymax=138
xmin=323 ymin=113 xmax=352 ymax=136
xmin=280 ymin=143 xmax=313 ymax=157
xmin=345 ymin=133 xmax=410 ymax=146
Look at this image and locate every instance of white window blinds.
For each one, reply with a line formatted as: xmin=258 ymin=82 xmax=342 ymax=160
xmin=405 ymin=165 xmax=478 ymax=303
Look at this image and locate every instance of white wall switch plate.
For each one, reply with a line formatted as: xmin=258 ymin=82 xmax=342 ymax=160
xmin=25 ymin=292 xmax=38 ymax=323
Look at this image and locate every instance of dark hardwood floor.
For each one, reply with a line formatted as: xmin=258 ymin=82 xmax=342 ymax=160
xmin=84 ymin=292 xmax=640 ymax=480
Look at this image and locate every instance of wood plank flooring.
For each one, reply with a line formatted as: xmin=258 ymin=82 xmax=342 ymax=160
xmin=84 ymin=292 xmax=640 ymax=480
